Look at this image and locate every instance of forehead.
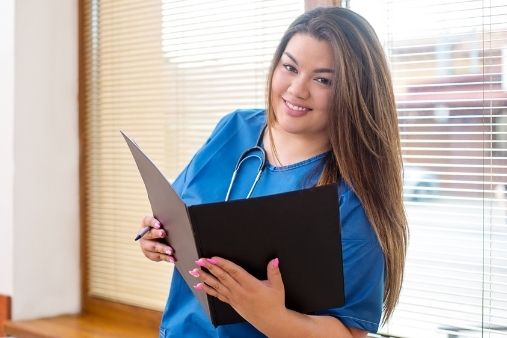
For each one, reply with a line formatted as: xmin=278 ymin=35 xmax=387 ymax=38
xmin=283 ymin=33 xmax=334 ymax=68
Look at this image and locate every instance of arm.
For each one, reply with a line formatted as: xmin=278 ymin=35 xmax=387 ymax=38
xmin=192 ymin=257 xmax=367 ymax=338
xmin=263 ymin=311 xmax=367 ymax=338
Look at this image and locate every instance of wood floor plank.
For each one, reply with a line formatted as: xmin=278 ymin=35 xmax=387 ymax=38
xmin=4 ymin=313 xmax=158 ymax=338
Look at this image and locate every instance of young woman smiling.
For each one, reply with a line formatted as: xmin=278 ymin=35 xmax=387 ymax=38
xmin=137 ymin=7 xmax=408 ymax=338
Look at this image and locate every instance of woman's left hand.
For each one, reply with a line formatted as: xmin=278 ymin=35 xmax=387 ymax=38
xmin=190 ymin=257 xmax=286 ymax=325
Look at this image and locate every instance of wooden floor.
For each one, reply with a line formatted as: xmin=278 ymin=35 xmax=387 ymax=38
xmin=4 ymin=313 xmax=159 ymax=338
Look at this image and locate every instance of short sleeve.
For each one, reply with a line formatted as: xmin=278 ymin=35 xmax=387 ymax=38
xmin=170 ymin=109 xmax=266 ymax=202
xmin=170 ymin=112 xmax=236 ymax=196
xmin=314 ymin=182 xmax=385 ymax=333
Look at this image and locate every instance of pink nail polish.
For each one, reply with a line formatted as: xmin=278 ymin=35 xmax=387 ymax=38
xmin=195 ymin=258 xmax=207 ymax=267
xmin=272 ymin=258 xmax=279 ymax=268
xmin=206 ymin=258 xmax=218 ymax=265
xmin=188 ymin=268 xmax=200 ymax=277
xmin=153 ymin=222 xmax=161 ymax=229
xmin=168 ymin=256 xmax=175 ymax=264
xmin=193 ymin=283 xmax=204 ymax=290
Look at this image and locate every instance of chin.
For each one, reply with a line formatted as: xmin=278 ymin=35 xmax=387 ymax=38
xmin=274 ymin=111 xmax=311 ymax=135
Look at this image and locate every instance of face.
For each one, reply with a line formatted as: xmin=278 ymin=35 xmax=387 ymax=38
xmin=271 ymin=33 xmax=334 ymax=138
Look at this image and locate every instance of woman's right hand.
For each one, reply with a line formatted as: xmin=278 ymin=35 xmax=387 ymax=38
xmin=138 ymin=216 xmax=176 ymax=263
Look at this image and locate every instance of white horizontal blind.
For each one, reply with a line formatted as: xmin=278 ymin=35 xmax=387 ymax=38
xmin=352 ymin=0 xmax=507 ymax=337
xmin=83 ymin=0 xmax=303 ymax=310
xmin=160 ymin=0 xmax=303 ymax=160
xmin=83 ymin=0 xmax=174 ymax=310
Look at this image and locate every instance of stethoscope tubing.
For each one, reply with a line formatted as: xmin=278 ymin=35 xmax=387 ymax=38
xmin=225 ymin=126 xmax=267 ymax=201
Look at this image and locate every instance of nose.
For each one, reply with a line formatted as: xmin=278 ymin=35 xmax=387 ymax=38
xmin=287 ymin=76 xmax=309 ymax=100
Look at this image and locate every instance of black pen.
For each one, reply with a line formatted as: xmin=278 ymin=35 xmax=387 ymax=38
xmin=134 ymin=226 xmax=152 ymax=241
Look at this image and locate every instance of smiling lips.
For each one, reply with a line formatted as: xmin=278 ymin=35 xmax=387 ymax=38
xmin=283 ymin=98 xmax=311 ymax=117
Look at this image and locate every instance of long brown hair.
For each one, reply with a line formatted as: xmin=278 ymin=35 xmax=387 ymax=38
xmin=266 ymin=7 xmax=408 ymax=324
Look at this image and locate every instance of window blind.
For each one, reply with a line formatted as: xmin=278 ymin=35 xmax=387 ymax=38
xmin=83 ymin=0 xmax=303 ymax=310
xmin=351 ymin=0 xmax=507 ymax=336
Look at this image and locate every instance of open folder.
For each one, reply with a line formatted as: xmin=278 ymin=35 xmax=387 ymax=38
xmin=121 ymin=131 xmax=345 ymax=326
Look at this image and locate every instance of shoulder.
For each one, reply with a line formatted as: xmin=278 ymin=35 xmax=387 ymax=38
xmin=210 ymin=108 xmax=265 ymax=137
xmin=198 ymin=108 xmax=265 ymax=156
xmin=172 ymin=109 xmax=265 ymax=200
xmin=338 ymin=181 xmax=378 ymax=243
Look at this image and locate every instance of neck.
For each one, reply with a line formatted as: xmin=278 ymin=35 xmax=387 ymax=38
xmin=263 ymin=124 xmax=330 ymax=167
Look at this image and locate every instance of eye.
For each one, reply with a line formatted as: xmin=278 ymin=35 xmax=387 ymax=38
xmin=315 ymin=77 xmax=332 ymax=86
xmin=283 ymin=63 xmax=298 ymax=73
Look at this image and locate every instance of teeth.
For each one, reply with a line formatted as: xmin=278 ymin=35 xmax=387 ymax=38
xmin=286 ymin=100 xmax=308 ymax=111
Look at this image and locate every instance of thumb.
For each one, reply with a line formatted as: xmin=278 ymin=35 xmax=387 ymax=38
xmin=267 ymin=258 xmax=283 ymax=290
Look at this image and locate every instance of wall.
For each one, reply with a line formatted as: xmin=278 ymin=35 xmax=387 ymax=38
xmin=1 ymin=0 xmax=80 ymax=320
xmin=0 ymin=0 xmax=14 ymax=299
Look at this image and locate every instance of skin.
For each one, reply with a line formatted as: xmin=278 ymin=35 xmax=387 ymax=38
xmin=266 ymin=33 xmax=333 ymax=167
xmin=138 ymin=34 xmax=368 ymax=338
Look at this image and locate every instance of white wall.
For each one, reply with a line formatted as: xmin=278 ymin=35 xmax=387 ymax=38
xmin=10 ymin=0 xmax=80 ymax=319
xmin=0 ymin=0 xmax=15 ymax=298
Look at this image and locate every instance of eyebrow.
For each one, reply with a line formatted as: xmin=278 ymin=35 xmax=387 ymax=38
xmin=283 ymin=52 xmax=335 ymax=73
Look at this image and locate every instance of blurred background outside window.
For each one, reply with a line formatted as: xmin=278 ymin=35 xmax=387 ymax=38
xmin=351 ymin=1 xmax=507 ymax=336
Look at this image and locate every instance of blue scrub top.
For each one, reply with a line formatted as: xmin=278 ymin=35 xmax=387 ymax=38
xmin=159 ymin=109 xmax=385 ymax=338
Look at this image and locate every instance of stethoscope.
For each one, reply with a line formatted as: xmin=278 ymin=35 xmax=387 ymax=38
xmin=225 ymin=125 xmax=267 ymax=201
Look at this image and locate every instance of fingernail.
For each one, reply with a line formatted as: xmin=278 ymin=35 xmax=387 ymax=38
xmin=165 ymin=248 xmax=172 ymax=255
xmin=153 ymin=222 xmax=161 ymax=229
xmin=159 ymin=231 xmax=165 ymax=238
xmin=272 ymin=258 xmax=279 ymax=268
xmin=206 ymin=258 xmax=218 ymax=265
xmin=168 ymin=256 xmax=175 ymax=264
xmin=195 ymin=258 xmax=207 ymax=267
xmin=188 ymin=268 xmax=200 ymax=277
xmin=193 ymin=283 xmax=204 ymax=290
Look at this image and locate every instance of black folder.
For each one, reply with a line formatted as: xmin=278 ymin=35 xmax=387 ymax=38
xmin=122 ymin=131 xmax=345 ymax=326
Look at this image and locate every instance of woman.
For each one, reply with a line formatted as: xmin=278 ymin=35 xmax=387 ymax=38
xmin=139 ymin=7 xmax=408 ymax=338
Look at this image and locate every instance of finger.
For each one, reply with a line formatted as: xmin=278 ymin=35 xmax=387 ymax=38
xmin=140 ymin=228 xmax=166 ymax=241
xmin=142 ymin=215 xmax=161 ymax=229
xmin=197 ymin=257 xmax=251 ymax=287
xmin=194 ymin=283 xmax=229 ymax=304
xmin=144 ymin=251 xmax=175 ymax=263
xmin=196 ymin=269 xmax=230 ymax=296
xmin=266 ymin=258 xmax=284 ymax=291
xmin=195 ymin=258 xmax=240 ymax=291
xmin=140 ymin=238 xmax=174 ymax=256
